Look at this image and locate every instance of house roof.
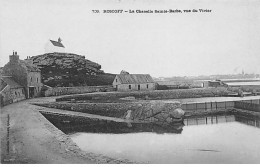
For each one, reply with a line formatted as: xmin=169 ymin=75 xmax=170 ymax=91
xmin=116 ymin=74 xmax=154 ymax=84
xmin=1 ymin=76 xmax=23 ymax=90
xmin=0 ymin=78 xmax=7 ymax=91
xmin=50 ymin=40 xmax=65 ymax=48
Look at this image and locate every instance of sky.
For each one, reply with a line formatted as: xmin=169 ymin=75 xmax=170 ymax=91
xmin=0 ymin=0 xmax=260 ymax=77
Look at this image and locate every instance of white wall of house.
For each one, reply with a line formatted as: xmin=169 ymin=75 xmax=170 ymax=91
xmin=44 ymin=41 xmax=65 ymax=53
xmin=112 ymin=75 xmax=120 ymax=88
xmin=116 ymin=83 xmax=156 ymax=91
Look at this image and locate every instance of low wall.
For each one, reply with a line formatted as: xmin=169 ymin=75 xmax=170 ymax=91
xmin=227 ymin=85 xmax=260 ymax=93
xmin=182 ymin=99 xmax=260 ymax=112
xmin=182 ymin=101 xmax=235 ymax=111
xmin=43 ymin=85 xmax=115 ymax=97
xmin=34 ymin=100 xmax=183 ymax=124
xmin=56 ymin=87 xmax=231 ymax=101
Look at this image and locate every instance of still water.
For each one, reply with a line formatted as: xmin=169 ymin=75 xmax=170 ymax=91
xmin=69 ymin=115 xmax=260 ymax=163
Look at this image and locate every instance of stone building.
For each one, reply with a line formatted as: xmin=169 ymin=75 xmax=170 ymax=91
xmin=2 ymin=51 xmax=43 ymax=99
xmin=0 ymin=76 xmax=26 ymax=106
xmin=112 ymin=73 xmax=156 ymax=91
xmin=44 ymin=37 xmax=65 ymax=53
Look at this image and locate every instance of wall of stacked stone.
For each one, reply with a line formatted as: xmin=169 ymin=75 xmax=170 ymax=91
xmin=35 ymin=101 xmax=182 ymax=121
xmin=56 ymin=87 xmax=231 ymax=102
xmin=43 ymin=86 xmax=115 ymax=97
xmin=227 ymin=85 xmax=260 ymax=93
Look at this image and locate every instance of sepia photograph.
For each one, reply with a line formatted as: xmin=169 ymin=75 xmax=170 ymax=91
xmin=0 ymin=0 xmax=260 ymax=164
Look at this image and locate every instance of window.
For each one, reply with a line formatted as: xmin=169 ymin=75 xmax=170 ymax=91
xmin=15 ymin=92 xmax=17 ymax=96
xmin=147 ymin=84 xmax=149 ymax=89
xmin=116 ymin=79 xmax=117 ymax=82
xmin=37 ymin=78 xmax=38 ymax=83
xmin=22 ymin=89 xmax=24 ymax=94
xmin=129 ymin=85 xmax=131 ymax=89
xmin=31 ymin=77 xmax=32 ymax=82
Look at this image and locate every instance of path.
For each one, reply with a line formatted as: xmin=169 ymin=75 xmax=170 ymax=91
xmin=0 ymin=96 xmax=131 ymax=164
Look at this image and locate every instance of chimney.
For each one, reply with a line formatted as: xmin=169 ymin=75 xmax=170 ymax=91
xmin=9 ymin=51 xmax=19 ymax=64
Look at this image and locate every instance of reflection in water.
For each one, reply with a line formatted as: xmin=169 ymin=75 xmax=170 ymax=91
xmin=69 ymin=114 xmax=260 ymax=163
xmin=235 ymin=115 xmax=260 ymax=128
xmin=42 ymin=112 xmax=260 ymax=163
xmin=42 ymin=112 xmax=260 ymax=136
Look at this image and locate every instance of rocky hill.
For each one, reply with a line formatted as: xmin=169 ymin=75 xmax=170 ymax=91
xmin=25 ymin=52 xmax=115 ymax=87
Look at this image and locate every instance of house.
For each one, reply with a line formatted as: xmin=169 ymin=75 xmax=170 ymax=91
xmin=0 ymin=76 xmax=26 ymax=106
xmin=44 ymin=37 xmax=65 ymax=53
xmin=112 ymin=73 xmax=156 ymax=91
xmin=2 ymin=51 xmax=43 ymax=99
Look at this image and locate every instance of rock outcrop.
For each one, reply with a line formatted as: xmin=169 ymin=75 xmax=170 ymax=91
xmin=25 ymin=52 xmax=115 ymax=87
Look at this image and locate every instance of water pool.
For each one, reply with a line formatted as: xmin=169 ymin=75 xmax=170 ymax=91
xmin=69 ymin=115 xmax=260 ymax=163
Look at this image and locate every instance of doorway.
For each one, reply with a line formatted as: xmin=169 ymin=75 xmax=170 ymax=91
xmin=29 ymin=87 xmax=35 ymax=98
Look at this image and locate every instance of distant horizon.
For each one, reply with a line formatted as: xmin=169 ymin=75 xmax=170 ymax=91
xmin=153 ymin=73 xmax=260 ymax=79
xmin=1 ymin=51 xmax=260 ymax=78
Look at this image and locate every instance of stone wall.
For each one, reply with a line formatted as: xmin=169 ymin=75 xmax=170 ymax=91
xmin=228 ymin=85 xmax=260 ymax=93
xmin=56 ymin=87 xmax=231 ymax=102
xmin=35 ymin=100 xmax=183 ymax=123
xmin=43 ymin=86 xmax=115 ymax=97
